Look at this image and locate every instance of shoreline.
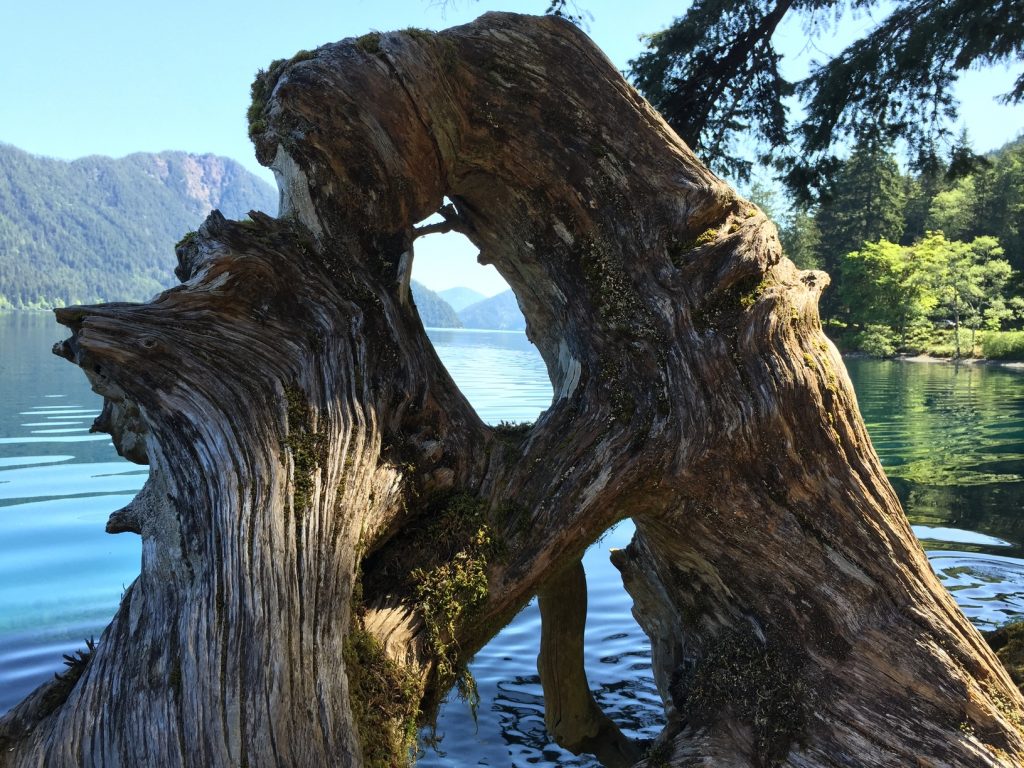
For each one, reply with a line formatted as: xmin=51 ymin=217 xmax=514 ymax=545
xmin=7 ymin=311 xmax=1024 ymax=369
xmin=842 ymin=351 xmax=1024 ymax=370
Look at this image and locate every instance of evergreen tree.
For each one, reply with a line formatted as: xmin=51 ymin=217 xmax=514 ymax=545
xmin=779 ymin=208 xmax=822 ymax=270
xmin=586 ymin=0 xmax=1024 ymax=200
xmin=901 ymin=140 xmax=949 ymax=245
xmin=972 ymin=138 xmax=1024 ymax=272
xmin=815 ymin=145 xmax=906 ymax=315
xmin=747 ymin=179 xmax=822 ymax=269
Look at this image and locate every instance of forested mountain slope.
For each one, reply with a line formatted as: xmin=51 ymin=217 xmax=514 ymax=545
xmin=458 ymin=289 xmax=527 ymax=330
xmin=410 ymin=281 xmax=462 ymax=328
xmin=0 ymin=144 xmax=277 ymax=308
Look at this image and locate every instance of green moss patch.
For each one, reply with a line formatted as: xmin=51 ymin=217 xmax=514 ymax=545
xmin=402 ymin=27 xmax=433 ymax=42
xmin=578 ymin=236 xmax=661 ymax=341
xmin=641 ymin=739 xmax=673 ymax=767
xmin=35 ymin=637 xmax=98 ymax=719
xmin=282 ymin=384 xmax=326 ymax=514
xmin=671 ymin=627 xmax=807 ymax=767
xmin=344 ymin=625 xmax=421 ymax=768
xmin=355 ymin=32 xmax=382 ymax=54
xmin=672 ymin=228 xmax=720 ymax=264
xmin=693 ymin=274 xmax=765 ymax=333
xmin=985 ymin=621 xmax=1024 ymax=694
xmin=492 ymin=420 xmax=534 ymax=443
xmin=409 ymin=494 xmax=497 ymax=693
xmin=738 ymin=278 xmax=769 ymax=310
xmin=247 ymin=49 xmax=316 ymax=140
xmin=175 ymin=230 xmax=198 ymax=251
xmin=359 ymin=492 xmax=503 ymax=704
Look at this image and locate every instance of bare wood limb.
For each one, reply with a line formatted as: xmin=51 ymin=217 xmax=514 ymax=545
xmin=538 ymin=560 xmax=642 ymax=767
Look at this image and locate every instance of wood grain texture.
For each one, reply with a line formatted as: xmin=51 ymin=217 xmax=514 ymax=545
xmin=2 ymin=12 xmax=1022 ymax=767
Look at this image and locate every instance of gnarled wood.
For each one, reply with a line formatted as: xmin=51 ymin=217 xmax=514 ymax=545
xmin=3 ymin=12 xmax=1023 ymax=768
xmin=538 ymin=560 xmax=641 ymax=767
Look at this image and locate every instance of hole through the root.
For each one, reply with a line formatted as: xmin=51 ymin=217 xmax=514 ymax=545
xmin=410 ymin=212 xmax=550 ymax=426
xmin=417 ymin=519 xmax=666 ymax=766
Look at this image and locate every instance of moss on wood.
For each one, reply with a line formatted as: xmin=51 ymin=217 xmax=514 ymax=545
xmin=409 ymin=493 xmax=497 ymax=693
xmin=35 ymin=637 xmax=98 ymax=719
xmin=642 ymin=739 xmax=673 ymax=768
xmin=693 ymin=274 xmax=764 ymax=334
xmin=175 ymin=231 xmax=198 ymax=251
xmin=671 ymin=626 xmax=807 ymax=767
xmin=578 ymin=236 xmax=660 ymax=341
xmin=355 ymin=33 xmax=382 ymax=54
xmin=986 ymin=622 xmax=1024 ymax=695
xmin=282 ymin=384 xmax=325 ymax=514
xmin=492 ymin=420 xmax=534 ymax=443
xmin=344 ymin=624 xmax=421 ymax=768
xmin=247 ymin=49 xmax=316 ymax=140
xmin=402 ymin=27 xmax=433 ymax=42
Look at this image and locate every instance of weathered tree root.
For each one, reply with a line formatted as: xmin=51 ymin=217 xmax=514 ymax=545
xmin=3 ymin=12 xmax=1023 ymax=768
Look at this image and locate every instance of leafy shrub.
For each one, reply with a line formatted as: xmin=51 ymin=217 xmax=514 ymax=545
xmin=901 ymin=319 xmax=934 ymax=354
xmin=925 ymin=342 xmax=958 ymax=358
xmin=851 ymin=325 xmax=896 ymax=357
xmin=982 ymin=331 xmax=1024 ymax=360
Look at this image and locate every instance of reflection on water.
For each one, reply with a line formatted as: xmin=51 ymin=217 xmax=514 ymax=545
xmin=418 ymin=351 xmax=1024 ymax=764
xmin=3 ymin=316 xmax=1024 ymax=767
xmin=847 ymin=358 xmax=1024 ymax=628
xmin=422 ymin=328 xmax=663 ymax=765
xmin=417 ymin=520 xmax=663 ymax=767
xmin=911 ymin=525 xmax=1013 ymax=548
xmin=929 ymin=551 xmax=1024 ymax=625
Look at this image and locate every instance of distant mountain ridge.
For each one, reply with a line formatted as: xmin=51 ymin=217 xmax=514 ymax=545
xmin=0 ymin=144 xmax=277 ymax=309
xmin=437 ymin=286 xmax=486 ymax=312
xmin=457 ymin=290 xmax=526 ymax=330
xmin=411 ymin=281 xmax=462 ymax=328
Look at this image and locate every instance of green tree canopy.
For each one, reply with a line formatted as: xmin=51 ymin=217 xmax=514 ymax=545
xmin=927 ymin=177 xmax=977 ymax=240
xmin=563 ymin=0 xmax=1024 ymax=201
xmin=839 ymin=231 xmax=1018 ymax=356
xmin=811 ymin=143 xmax=906 ymax=315
xmin=924 ymin=232 xmax=1016 ymax=354
xmin=838 ymin=238 xmax=937 ymax=343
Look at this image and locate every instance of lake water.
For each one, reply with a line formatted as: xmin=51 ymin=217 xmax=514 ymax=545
xmin=2 ymin=314 xmax=1023 ymax=767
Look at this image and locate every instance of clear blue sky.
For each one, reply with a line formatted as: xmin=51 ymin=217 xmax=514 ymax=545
xmin=3 ymin=1 xmax=1021 ymax=295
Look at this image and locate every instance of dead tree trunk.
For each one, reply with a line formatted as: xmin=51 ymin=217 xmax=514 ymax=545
xmin=3 ymin=12 xmax=1023 ymax=768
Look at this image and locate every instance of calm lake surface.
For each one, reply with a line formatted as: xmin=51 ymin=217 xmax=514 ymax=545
xmin=2 ymin=313 xmax=1024 ymax=766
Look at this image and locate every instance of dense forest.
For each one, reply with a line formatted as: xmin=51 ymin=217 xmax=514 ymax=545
xmin=410 ymin=281 xmax=462 ymax=327
xmin=759 ymin=135 xmax=1024 ymax=358
xmin=0 ymin=144 xmax=276 ymax=308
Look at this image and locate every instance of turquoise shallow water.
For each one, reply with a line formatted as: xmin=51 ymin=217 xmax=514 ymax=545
xmin=2 ymin=315 xmax=1024 ymax=768
xmin=0 ymin=313 xmax=143 ymax=712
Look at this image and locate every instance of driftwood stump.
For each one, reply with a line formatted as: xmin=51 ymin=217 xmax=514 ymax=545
xmin=3 ymin=12 xmax=1023 ymax=768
